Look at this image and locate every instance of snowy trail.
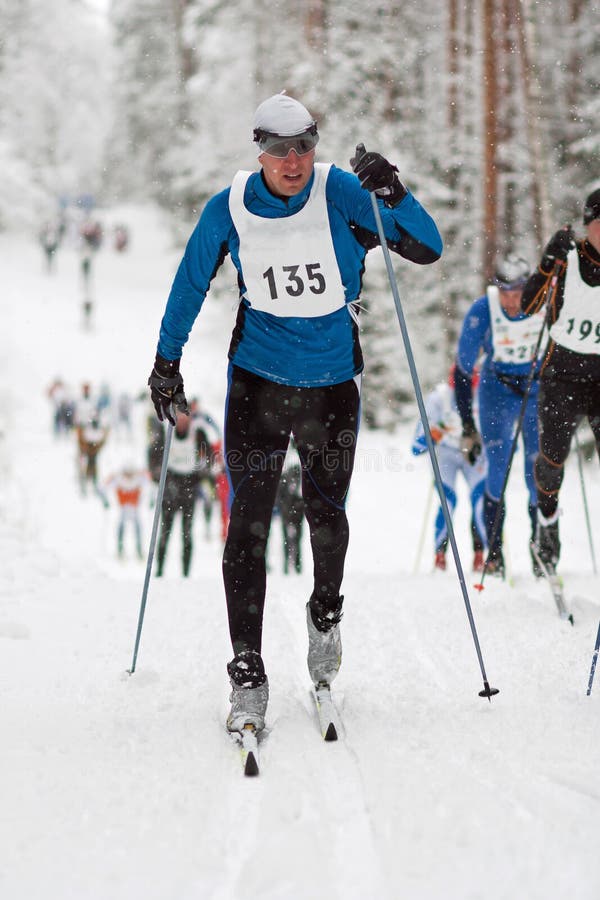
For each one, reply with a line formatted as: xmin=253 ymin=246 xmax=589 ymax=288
xmin=1 ymin=209 xmax=600 ymax=899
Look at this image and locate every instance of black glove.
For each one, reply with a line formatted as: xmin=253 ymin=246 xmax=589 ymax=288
xmin=148 ymin=353 xmax=189 ymax=426
xmin=350 ymin=145 xmax=407 ymax=208
xmin=541 ymin=226 xmax=575 ymax=267
xmin=460 ymin=422 xmax=482 ymax=465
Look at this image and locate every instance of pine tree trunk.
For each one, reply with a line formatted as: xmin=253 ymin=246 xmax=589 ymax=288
xmin=482 ymin=0 xmax=498 ymax=280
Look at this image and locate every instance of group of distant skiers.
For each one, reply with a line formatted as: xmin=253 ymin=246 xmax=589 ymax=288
xmin=38 ymin=212 xmax=130 ymax=329
xmin=413 ymin=189 xmax=600 ymax=582
xmin=48 ymin=376 xmax=304 ymax=576
xmin=39 ymin=215 xmax=130 ymax=273
xmin=146 ymin=404 xmax=305 ymax=578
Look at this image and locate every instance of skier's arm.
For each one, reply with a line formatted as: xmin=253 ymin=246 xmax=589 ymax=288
xmin=454 ymin=365 xmax=475 ymax=429
xmin=157 ymin=191 xmax=233 ymax=361
xmin=454 ymin=297 xmax=489 ymax=429
xmin=330 ymin=166 xmax=442 ymax=264
xmin=521 ymin=227 xmax=573 ymax=316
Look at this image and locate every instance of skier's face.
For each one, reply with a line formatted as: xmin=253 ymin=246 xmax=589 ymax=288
xmin=586 ymin=218 xmax=600 ymax=254
xmin=175 ymin=412 xmax=190 ymax=436
xmin=259 ymin=148 xmax=315 ymax=198
xmin=499 ymin=288 xmax=523 ymax=318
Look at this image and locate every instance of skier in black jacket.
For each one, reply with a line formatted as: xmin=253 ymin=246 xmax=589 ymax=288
xmin=150 ymin=411 xmax=212 ymax=577
xmin=521 ymin=187 xmax=600 ymax=570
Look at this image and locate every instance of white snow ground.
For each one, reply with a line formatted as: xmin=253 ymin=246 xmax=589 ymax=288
xmin=1 ymin=207 xmax=599 ymax=900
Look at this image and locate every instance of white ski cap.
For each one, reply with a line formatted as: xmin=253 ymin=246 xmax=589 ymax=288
xmin=253 ymin=91 xmax=315 ymax=137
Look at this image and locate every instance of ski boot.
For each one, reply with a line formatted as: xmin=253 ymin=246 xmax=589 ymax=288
xmin=486 ymin=548 xmax=505 ymax=579
xmin=472 ymin=550 xmax=485 ymax=573
xmin=434 ymin=549 xmax=447 ymax=571
xmin=528 ymin=502 xmax=543 ymax=577
xmin=226 ymin=650 xmax=269 ymax=734
xmin=535 ymin=514 xmax=560 ymax=570
xmin=306 ymin=594 xmax=343 ymax=686
xmin=529 ymin=545 xmax=544 ymax=578
xmin=483 ymin=493 xmax=505 ymax=573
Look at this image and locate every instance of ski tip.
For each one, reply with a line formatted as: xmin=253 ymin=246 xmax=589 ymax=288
xmin=244 ymin=751 xmax=259 ymax=777
xmin=324 ymin=722 xmax=338 ymax=742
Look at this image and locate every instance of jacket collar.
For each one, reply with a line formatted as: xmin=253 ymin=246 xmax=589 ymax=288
xmin=252 ymin=168 xmax=316 ymax=211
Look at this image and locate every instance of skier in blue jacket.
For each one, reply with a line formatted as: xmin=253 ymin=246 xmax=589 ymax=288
xmin=148 ymin=92 xmax=442 ymax=735
xmin=455 ymin=255 xmax=544 ymax=578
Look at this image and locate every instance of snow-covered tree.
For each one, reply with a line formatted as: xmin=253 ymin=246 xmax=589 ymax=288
xmin=2 ymin=0 xmax=597 ymax=425
xmin=0 ymin=0 xmax=110 ymax=228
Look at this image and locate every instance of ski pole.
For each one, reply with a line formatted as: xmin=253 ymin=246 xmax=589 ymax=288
xmin=587 ymin=621 xmax=600 ymax=695
xmin=413 ymin=479 xmax=435 ymax=574
xmin=355 ymin=143 xmax=498 ymax=700
xmin=127 ymin=418 xmax=174 ymax=674
xmin=574 ymin=429 xmax=598 ymax=576
xmin=476 ymin=257 xmax=563 ymax=591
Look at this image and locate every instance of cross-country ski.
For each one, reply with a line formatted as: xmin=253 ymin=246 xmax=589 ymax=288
xmin=530 ymin=542 xmax=574 ymax=624
xmin=312 ymin=683 xmax=339 ymax=742
xmin=237 ymin=724 xmax=260 ymax=777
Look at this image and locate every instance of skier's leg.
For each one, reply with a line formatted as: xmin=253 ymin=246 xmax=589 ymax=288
xmin=478 ymin=378 xmax=516 ymax=570
xmin=181 ymin=476 xmax=196 ymax=577
xmin=434 ymin=447 xmax=458 ymax=564
xmin=584 ymin=381 xmax=600 ymax=462
xmin=117 ymin=514 xmax=125 ymax=558
xmin=535 ymin=381 xmax=579 ymax=520
xmin=462 ymin=452 xmax=486 ymax=553
xmin=535 ymin=381 xmax=581 ymax=566
xmin=156 ymin=478 xmax=177 ymax=576
xmin=133 ymin=513 xmax=143 ymax=558
xmin=222 ymin=367 xmax=291 ymax=656
xmin=293 ymin=377 xmax=360 ymax=619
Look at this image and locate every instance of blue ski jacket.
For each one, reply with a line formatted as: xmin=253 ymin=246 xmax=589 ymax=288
xmin=456 ymin=294 xmax=541 ymax=379
xmin=455 ymin=294 xmax=542 ymax=427
xmin=157 ymin=164 xmax=442 ymax=387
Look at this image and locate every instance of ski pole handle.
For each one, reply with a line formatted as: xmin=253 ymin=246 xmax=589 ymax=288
xmin=350 ymin=143 xmax=367 ymax=176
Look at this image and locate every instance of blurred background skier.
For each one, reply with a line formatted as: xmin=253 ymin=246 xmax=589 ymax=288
xmin=151 ymin=410 xmax=212 ymax=578
xmin=76 ymin=412 xmax=110 ymax=501
xmin=113 ymin=224 xmax=129 ymax=252
xmin=79 ymin=217 xmax=103 ymax=326
xmin=455 ymin=254 xmax=545 ymax=578
xmin=39 ymin=220 xmax=61 ymax=272
xmin=188 ymin=396 xmax=222 ymax=540
xmin=103 ymin=462 xmax=149 ymax=560
xmin=47 ymin=377 xmax=74 ymax=437
xmin=521 ymin=188 xmax=600 ymax=573
xmin=412 ymin=365 xmax=487 ymax=572
xmin=74 ymin=381 xmax=98 ymax=428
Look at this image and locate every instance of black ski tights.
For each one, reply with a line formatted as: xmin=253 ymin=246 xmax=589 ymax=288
xmin=222 ymin=366 xmax=360 ymax=655
xmin=536 ymin=379 xmax=600 ymax=518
